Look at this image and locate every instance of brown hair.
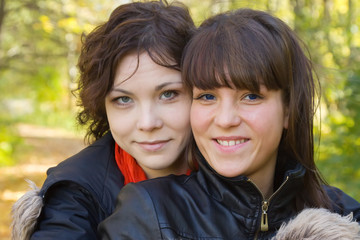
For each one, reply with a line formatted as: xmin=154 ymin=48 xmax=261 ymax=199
xmin=182 ymin=9 xmax=331 ymax=209
xmin=76 ymin=0 xmax=195 ymax=142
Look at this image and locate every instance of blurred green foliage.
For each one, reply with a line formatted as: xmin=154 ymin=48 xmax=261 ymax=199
xmin=0 ymin=0 xmax=359 ymax=200
xmin=0 ymin=0 xmax=118 ymax=165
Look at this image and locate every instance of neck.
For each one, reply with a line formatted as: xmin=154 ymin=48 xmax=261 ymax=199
xmin=248 ymin=163 xmax=276 ymax=199
xmin=260 ymin=180 xmax=274 ymax=199
xmin=248 ymin=171 xmax=275 ymax=199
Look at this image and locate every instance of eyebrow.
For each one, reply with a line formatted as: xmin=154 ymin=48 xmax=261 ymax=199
xmin=111 ymin=89 xmax=132 ymax=95
xmin=155 ymin=81 xmax=183 ymax=91
xmin=111 ymin=81 xmax=183 ymax=94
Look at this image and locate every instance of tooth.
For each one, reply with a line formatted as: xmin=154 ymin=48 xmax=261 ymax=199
xmin=217 ymin=139 xmax=250 ymax=146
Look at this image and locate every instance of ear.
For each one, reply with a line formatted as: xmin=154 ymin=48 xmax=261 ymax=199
xmin=283 ymin=106 xmax=289 ymax=129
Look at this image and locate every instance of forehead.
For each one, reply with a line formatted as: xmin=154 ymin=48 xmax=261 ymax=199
xmin=113 ymin=52 xmax=182 ymax=88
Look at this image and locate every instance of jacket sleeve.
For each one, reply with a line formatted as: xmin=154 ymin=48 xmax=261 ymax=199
xmin=98 ymin=183 xmax=162 ymax=240
xmin=325 ymin=185 xmax=360 ymax=223
xmin=30 ymin=181 xmax=103 ymax=240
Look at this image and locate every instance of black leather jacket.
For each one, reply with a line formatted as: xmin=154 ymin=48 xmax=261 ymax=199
xmin=31 ymin=132 xmax=124 ymax=240
xmin=99 ymin=156 xmax=360 ymax=240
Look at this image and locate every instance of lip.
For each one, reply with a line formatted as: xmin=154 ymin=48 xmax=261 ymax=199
xmin=212 ymin=136 xmax=249 ymax=153
xmin=136 ymin=140 xmax=170 ymax=152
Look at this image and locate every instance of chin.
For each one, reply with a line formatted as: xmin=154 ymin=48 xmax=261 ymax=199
xmin=214 ymin=167 xmax=243 ymax=178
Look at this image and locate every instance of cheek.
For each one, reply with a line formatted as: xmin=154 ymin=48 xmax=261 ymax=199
xmin=190 ymin=107 xmax=206 ymax=152
xmin=190 ymin=105 xmax=214 ymax=147
xmin=106 ymin=106 xmax=134 ymax=137
xmin=190 ymin=106 xmax=204 ymax=133
xmin=258 ymin=107 xmax=285 ymax=140
xmin=110 ymin=114 xmax=134 ymax=137
xmin=105 ymin=102 xmax=116 ymax=130
xmin=246 ymin=105 xmax=285 ymax=135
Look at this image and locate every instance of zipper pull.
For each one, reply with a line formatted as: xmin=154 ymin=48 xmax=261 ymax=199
xmin=261 ymin=201 xmax=269 ymax=231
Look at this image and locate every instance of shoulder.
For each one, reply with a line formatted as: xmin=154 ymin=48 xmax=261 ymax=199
xmin=116 ymin=173 xmax=199 ymax=205
xmin=324 ymin=185 xmax=360 ymax=221
xmin=47 ymin=131 xmax=115 ymax=177
xmin=99 ymin=181 xmax=164 ymax=240
xmin=100 ymin=175 xmax=198 ymax=240
xmin=40 ymin=132 xmax=124 ymax=213
xmin=122 ymin=173 xmax=206 ymax=214
xmin=135 ymin=173 xmax=199 ymax=196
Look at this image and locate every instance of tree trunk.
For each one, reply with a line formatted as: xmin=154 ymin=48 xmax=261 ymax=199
xmin=0 ymin=0 xmax=5 ymax=41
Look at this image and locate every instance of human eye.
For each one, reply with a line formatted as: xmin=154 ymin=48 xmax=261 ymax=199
xmin=160 ymin=90 xmax=178 ymax=100
xmin=243 ymin=93 xmax=263 ymax=102
xmin=114 ymin=96 xmax=133 ymax=106
xmin=194 ymin=93 xmax=216 ymax=101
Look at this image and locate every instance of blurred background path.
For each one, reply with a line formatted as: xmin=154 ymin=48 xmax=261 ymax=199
xmin=0 ymin=124 xmax=84 ymax=239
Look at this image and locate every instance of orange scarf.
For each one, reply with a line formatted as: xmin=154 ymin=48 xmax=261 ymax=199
xmin=115 ymin=143 xmax=147 ymax=185
xmin=115 ymin=143 xmax=192 ymax=185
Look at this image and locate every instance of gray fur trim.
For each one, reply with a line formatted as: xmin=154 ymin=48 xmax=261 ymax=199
xmin=273 ymin=208 xmax=360 ymax=240
xmin=11 ymin=179 xmax=43 ymax=240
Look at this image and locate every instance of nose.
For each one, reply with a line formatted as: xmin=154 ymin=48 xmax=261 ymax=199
xmin=214 ymin=101 xmax=241 ymax=128
xmin=136 ymin=104 xmax=163 ymax=131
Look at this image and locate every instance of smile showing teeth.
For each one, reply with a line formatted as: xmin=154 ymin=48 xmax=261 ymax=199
xmin=216 ymin=139 xmax=248 ymax=146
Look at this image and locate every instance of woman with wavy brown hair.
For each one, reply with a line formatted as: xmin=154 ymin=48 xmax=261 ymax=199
xmin=11 ymin=1 xmax=195 ymax=239
xmin=99 ymin=8 xmax=360 ymax=239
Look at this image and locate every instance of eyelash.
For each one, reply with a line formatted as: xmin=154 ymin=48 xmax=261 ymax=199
xmin=112 ymin=90 xmax=180 ymax=107
xmin=194 ymin=93 xmax=215 ymax=101
xmin=193 ymin=92 xmax=263 ymax=102
xmin=243 ymin=93 xmax=263 ymax=101
xmin=113 ymin=96 xmax=133 ymax=106
xmin=160 ymin=90 xmax=179 ymax=100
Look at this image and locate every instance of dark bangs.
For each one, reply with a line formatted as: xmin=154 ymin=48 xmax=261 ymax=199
xmin=183 ymin=9 xmax=290 ymax=94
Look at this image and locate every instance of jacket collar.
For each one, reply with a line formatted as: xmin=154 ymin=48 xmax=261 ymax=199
xmin=195 ymin=152 xmax=306 ymax=226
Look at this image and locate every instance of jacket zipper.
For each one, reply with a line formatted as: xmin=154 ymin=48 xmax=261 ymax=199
xmin=249 ymin=176 xmax=289 ymax=239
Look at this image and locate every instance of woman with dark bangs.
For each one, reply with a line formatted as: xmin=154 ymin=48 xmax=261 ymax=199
xmin=11 ymin=1 xmax=196 ymax=239
xmin=99 ymin=8 xmax=360 ymax=239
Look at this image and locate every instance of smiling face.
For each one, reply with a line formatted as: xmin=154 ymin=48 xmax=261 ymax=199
xmin=191 ymin=86 xmax=288 ymax=192
xmin=105 ymin=52 xmax=192 ymax=178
